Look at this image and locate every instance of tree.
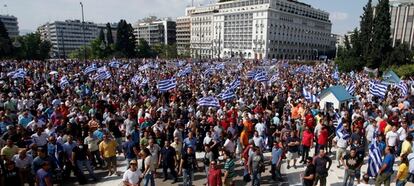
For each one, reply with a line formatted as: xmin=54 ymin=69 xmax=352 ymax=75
xmin=115 ymin=20 xmax=137 ymax=58
xmin=0 ymin=20 xmax=13 ymax=58
xmin=385 ymin=42 xmax=412 ymax=67
xmin=69 ymin=45 xmax=92 ymax=59
xmin=13 ymin=32 xmax=51 ymax=60
xmin=359 ymin=0 xmax=374 ymax=65
xmin=106 ymin=23 xmax=114 ymax=44
xmin=370 ymin=0 xmax=392 ymax=68
xmin=137 ymin=38 xmax=153 ymax=58
xmin=39 ymin=40 xmax=51 ymax=60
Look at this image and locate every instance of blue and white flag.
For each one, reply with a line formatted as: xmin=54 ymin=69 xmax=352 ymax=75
xmin=218 ymin=89 xmax=236 ymax=101
xmin=109 ymin=60 xmax=121 ymax=68
xmin=303 ymin=87 xmax=320 ymax=103
xmin=121 ymin=63 xmax=130 ymax=69
xmin=97 ymin=66 xmax=107 ymax=73
xmin=140 ymin=77 xmax=149 ymax=86
xmin=139 ymin=64 xmax=149 ymax=71
xmin=215 ymin=63 xmax=225 ymax=70
xmin=8 ymin=68 xmax=26 ymax=79
xmin=346 ymin=82 xmax=356 ymax=95
xmin=59 ymin=76 xmax=69 ymax=88
xmin=203 ymin=68 xmax=214 ymax=77
xmin=253 ymin=71 xmax=268 ymax=82
xmin=197 ymin=96 xmax=220 ymax=107
xmin=369 ymin=81 xmax=388 ymax=98
xmin=269 ymin=74 xmax=278 ymax=84
xmin=177 ymin=67 xmax=192 ymax=77
xmin=228 ymin=78 xmax=240 ymax=90
xmin=247 ymin=70 xmax=257 ymax=79
xmin=237 ymin=63 xmax=243 ymax=70
xmin=367 ymin=139 xmax=382 ymax=177
xmin=83 ymin=64 xmax=97 ymax=74
xmin=94 ymin=70 xmax=111 ymax=81
xmin=157 ymin=78 xmax=176 ymax=92
xmin=332 ymin=66 xmax=339 ymax=80
xmin=398 ymin=81 xmax=408 ymax=96
xmin=131 ymin=75 xmax=142 ymax=85
xmin=335 ymin=118 xmax=350 ymax=140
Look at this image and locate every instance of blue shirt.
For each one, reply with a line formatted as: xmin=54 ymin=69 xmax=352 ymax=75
xmin=183 ymin=137 xmax=197 ymax=150
xmin=271 ymin=147 xmax=283 ymax=164
xmin=382 ymin=154 xmax=395 ymax=173
xmin=122 ymin=140 xmax=136 ymax=159
xmin=131 ymin=130 xmax=140 ymax=144
xmin=36 ymin=168 xmax=51 ymax=186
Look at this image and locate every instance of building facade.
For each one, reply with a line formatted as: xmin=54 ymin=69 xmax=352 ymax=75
xmin=38 ymin=20 xmax=98 ymax=58
xmin=97 ymin=23 xmax=118 ymax=43
xmin=134 ymin=20 xmax=176 ymax=46
xmin=0 ymin=15 xmax=19 ymax=38
xmin=176 ymin=16 xmax=191 ymax=56
xmin=390 ymin=0 xmax=414 ymax=48
xmin=185 ymin=0 xmax=333 ymax=60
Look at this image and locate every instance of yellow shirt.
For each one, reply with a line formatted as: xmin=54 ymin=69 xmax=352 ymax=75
xmin=401 ymin=140 xmax=412 ymax=156
xmin=0 ymin=145 xmax=19 ymax=160
xmin=397 ymin=163 xmax=409 ymax=181
xmin=99 ymin=140 xmax=117 ymax=158
xmin=384 ymin=124 xmax=392 ymax=134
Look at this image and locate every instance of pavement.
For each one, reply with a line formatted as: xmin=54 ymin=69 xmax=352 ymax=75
xmin=61 ymin=149 xmax=411 ymax=186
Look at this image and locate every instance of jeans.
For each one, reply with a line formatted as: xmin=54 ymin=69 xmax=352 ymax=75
xmin=183 ymin=169 xmax=194 ymax=186
xmin=76 ymin=160 xmax=96 ymax=179
xmin=90 ymin=150 xmax=104 ymax=167
xmin=396 ymin=180 xmax=407 ymax=186
xmin=375 ymin=172 xmax=392 ymax=186
xmin=252 ymin=171 xmax=261 ymax=186
xmin=271 ymin=163 xmax=282 ymax=180
xmin=343 ymin=169 xmax=356 ymax=186
xmin=301 ymin=145 xmax=310 ymax=162
xmin=143 ymin=173 xmax=155 ymax=186
xmin=313 ymin=173 xmax=327 ymax=186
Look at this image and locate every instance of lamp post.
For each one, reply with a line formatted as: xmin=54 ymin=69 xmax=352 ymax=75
xmin=80 ymin=2 xmax=86 ymax=62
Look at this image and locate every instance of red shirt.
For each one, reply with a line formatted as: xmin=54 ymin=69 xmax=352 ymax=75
xmin=208 ymin=168 xmax=222 ymax=186
xmin=220 ymin=119 xmax=229 ymax=131
xmin=305 ymin=114 xmax=315 ymax=128
xmin=318 ymin=128 xmax=328 ymax=145
xmin=302 ymin=130 xmax=314 ymax=147
xmin=379 ymin=120 xmax=387 ymax=134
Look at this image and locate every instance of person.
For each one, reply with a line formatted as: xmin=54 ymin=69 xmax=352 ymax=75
xmin=400 ymin=135 xmax=413 ymax=157
xmin=72 ymin=138 xmax=97 ymax=182
xmin=123 ymin=159 xmax=141 ymax=186
xmin=375 ymin=146 xmax=395 ymax=186
xmin=159 ymin=140 xmax=177 ymax=183
xmin=334 ymin=123 xmax=349 ymax=168
xmin=204 ymin=144 xmax=214 ymax=185
xmin=301 ymin=126 xmax=314 ymax=164
xmin=357 ymin=174 xmax=371 ymax=186
xmin=286 ymin=130 xmax=300 ymax=169
xmin=1 ymin=138 xmax=19 ymax=161
xmin=303 ymin=157 xmax=316 ymax=186
xmin=180 ymin=147 xmax=198 ymax=186
xmin=84 ymin=131 xmax=104 ymax=168
xmin=99 ymin=134 xmax=119 ymax=176
xmin=171 ymin=137 xmax=182 ymax=171
xmin=395 ymin=155 xmax=409 ymax=186
xmin=208 ymin=160 xmax=222 ymax=186
xmin=407 ymin=152 xmax=414 ymax=183
xmin=3 ymin=161 xmax=21 ymax=186
xmin=313 ymin=149 xmax=332 ymax=186
xmin=248 ymin=147 xmax=264 ymax=186
xmin=271 ymin=141 xmax=283 ymax=181
xmin=223 ymin=150 xmax=236 ymax=186
xmin=32 ymin=147 xmax=55 ymax=177
xmin=147 ymin=139 xmax=161 ymax=177
xmin=123 ymin=135 xmax=138 ymax=170
xmin=341 ymin=148 xmax=363 ymax=186
xmin=36 ymin=161 xmax=52 ymax=186
xmin=141 ymin=148 xmax=155 ymax=186
xmin=12 ymin=149 xmax=33 ymax=186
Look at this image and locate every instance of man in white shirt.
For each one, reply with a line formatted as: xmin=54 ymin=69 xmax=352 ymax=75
xmin=26 ymin=117 xmax=45 ymax=132
xmin=365 ymin=118 xmax=378 ymax=144
xmin=223 ymin=135 xmax=235 ymax=154
xmin=31 ymin=128 xmax=49 ymax=147
xmin=203 ymin=131 xmax=212 ymax=146
xmin=122 ymin=160 xmax=141 ymax=186
xmin=255 ymin=119 xmax=266 ymax=138
xmin=386 ymin=126 xmax=398 ymax=148
xmin=252 ymin=131 xmax=265 ymax=151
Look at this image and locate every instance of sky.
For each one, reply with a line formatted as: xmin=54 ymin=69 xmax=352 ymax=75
xmin=1 ymin=0 xmax=368 ymax=35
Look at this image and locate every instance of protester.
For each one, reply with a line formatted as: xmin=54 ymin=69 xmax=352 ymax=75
xmin=302 ymin=157 xmax=316 ymax=186
xmin=376 ymin=147 xmax=395 ymax=186
xmin=395 ymin=155 xmax=409 ymax=186
xmin=341 ymin=148 xmax=363 ymax=186
xmin=180 ymin=147 xmax=198 ymax=186
xmin=122 ymin=160 xmax=141 ymax=186
xmin=313 ymin=149 xmax=332 ymax=186
xmin=207 ymin=160 xmax=222 ymax=186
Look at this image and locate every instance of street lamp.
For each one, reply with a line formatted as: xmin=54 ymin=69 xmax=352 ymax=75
xmin=80 ymin=2 xmax=86 ymax=62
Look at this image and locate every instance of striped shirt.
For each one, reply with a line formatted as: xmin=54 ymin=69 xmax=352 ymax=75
xmin=224 ymin=158 xmax=236 ymax=178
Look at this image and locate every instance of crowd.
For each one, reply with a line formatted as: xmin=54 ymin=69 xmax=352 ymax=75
xmin=0 ymin=58 xmax=414 ymax=186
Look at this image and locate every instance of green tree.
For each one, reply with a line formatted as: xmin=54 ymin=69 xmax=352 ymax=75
xmin=115 ymin=20 xmax=137 ymax=58
xmin=359 ymin=0 xmax=374 ymax=65
xmin=137 ymin=38 xmax=153 ymax=58
xmin=14 ymin=32 xmax=51 ymax=60
xmin=39 ymin=40 xmax=51 ymax=60
xmin=0 ymin=20 xmax=13 ymax=58
xmin=69 ymin=46 xmax=92 ymax=59
xmin=370 ymin=0 xmax=392 ymax=68
xmin=385 ymin=42 xmax=412 ymax=67
xmin=106 ymin=23 xmax=114 ymax=45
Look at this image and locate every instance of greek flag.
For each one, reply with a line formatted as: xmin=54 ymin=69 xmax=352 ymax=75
xmin=367 ymin=139 xmax=382 ymax=177
xmin=203 ymin=68 xmax=214 ymax=77
xmin=177 ymin=67 xmax=192 ymax=77
xmin=228 ymin=78 xmax=240 ymax=90
xmin=59 ymin=76 xmax=69 ymax=88
xmin=131 ymin=75 xmax=142 ymax=85
xmin=398 ymin=81 xmax=408 ymax=96
xmin=139 ymin=64 xmax=149 ymax=71
xmin=237 ymin=63 xmax=243 ymax=70
xmin=140 ymin=77 xmax=148 ymax=86
xmin=121 ymin=64 xmax=130 ymax=69
xmin=269 ymin=74 xmax=278 ymax=84
xmin=303 ymin=87 xmax=319 ymax=103
xmin=215 ymin=63 xmax=225 ymax=70
xmin=94 ymin=70 xmax=111 ymax=81
xmin=253 ymin=71 xmax=268 ymax=82
xmin=197 ymin=96 xmax=220 ymax=107
xmin=83 ymin=64 xmax=97 ymax=74
xmin=157 ymin=78 xmax=176 ymax=92
xmin=369 ymin=81 xmax=388 ymax=98
xmin=8 ymin=68 xmax=26 ymax=79
xmin=332 ymin=66 xmax=339 ymax=80
xmin=218 ymin=89 xmax=236 ymax=101
xmin=346 ymin=82 xmax=356 ymax=95
xmin=177 ymin=60 xmax=186 ymax=67
xmin=97 ymin=66 xmax=107 ymax=73
xmin=335 ymin=118 xmax=349 ymax=139
xmin=247 ymin=70 xmax=257 ymax=79
xmin=109 ymin=60 xmax=121 ymax=68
